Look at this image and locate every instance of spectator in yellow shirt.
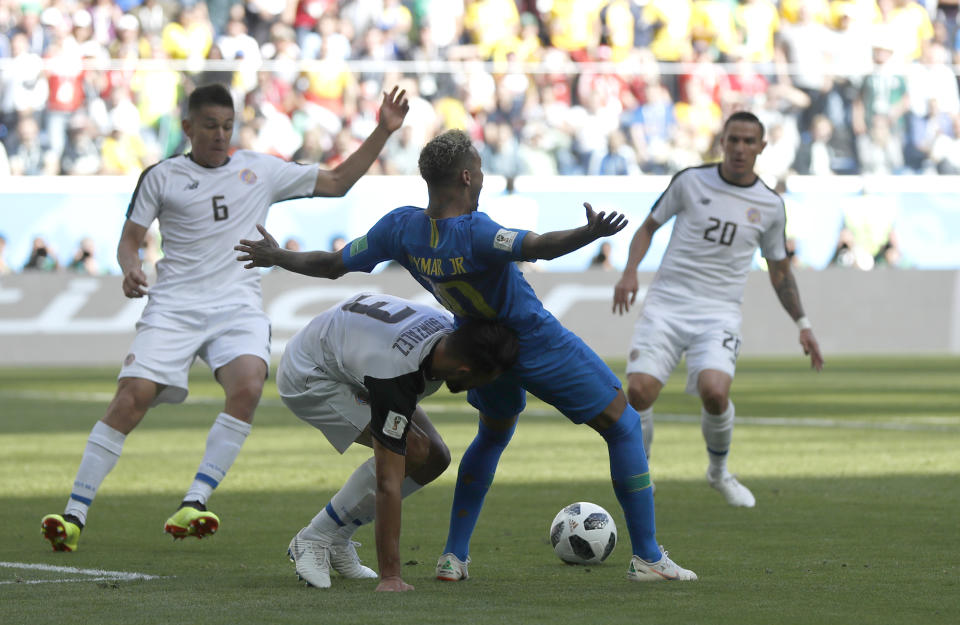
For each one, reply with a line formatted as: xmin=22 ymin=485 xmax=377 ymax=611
xmin=880 ymin=0 xmax=933 ymax=61
xmin=735 ymin=0 xmax=780 ymax=63
xmin=546 ymin=0 xmax=603 ymax=60
xmin=161 ymin=4 xmax=213 ymax=61
xmin=644 ymin=0 xmax=694 ymax=62
xmin=464 ymin=0 xmax=520 ymax=59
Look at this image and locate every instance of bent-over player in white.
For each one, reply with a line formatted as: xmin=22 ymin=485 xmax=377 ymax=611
xmin=612 ymin=111 xmax=824 ymax=507
xmin=41 ymin=83 xmax=409 ymax=552
xmin=280 ymin=293 xmax=517 ymax=592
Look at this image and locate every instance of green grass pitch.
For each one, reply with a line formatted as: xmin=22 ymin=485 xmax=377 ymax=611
xmin=1 ymin=357 xmax=958 ymax=625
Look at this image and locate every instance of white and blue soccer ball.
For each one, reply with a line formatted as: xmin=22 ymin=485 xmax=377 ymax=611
xmin=549 ymin=502 xmax=617 ymax=565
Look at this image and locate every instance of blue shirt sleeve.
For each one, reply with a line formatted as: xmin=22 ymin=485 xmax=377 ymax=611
xmin=470 ymin=212 xmax=529 ymax=264
xmin=342 ymin=211 xmax=399 ymax=273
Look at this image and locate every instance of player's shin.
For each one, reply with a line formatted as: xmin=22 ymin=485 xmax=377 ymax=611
xmin=599 ymin=405 xmax=660 ymax=562
xmin=637 ymin=406 xmax=654 ymax=459
xmin=64 ymin=421 xmax=126 ymax=524
xmin=308 ymin=458 xmax=431 ymax=543
xmin=442 ymin=419 xmax=516 ymax=560
xmin=183 ymin=412 xmax=251 ymax=505
xmin=702 ymin=400 xmax=734 ymax=479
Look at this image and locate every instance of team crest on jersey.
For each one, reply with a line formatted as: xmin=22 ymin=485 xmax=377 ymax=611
xmin=746 ymin=208 xmax=761 ymax=224
xmin=382 ymin=410 xmax=408 ymax=439
xmin=239 ymin=169 xmax=258 ymax=184
xmin=493 ymin=229 xmax=518 ymax=252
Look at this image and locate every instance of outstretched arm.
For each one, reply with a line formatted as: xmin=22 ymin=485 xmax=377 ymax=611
xmin=521 ymin=202 xmax=627 ymax=261
xmin=235 ymin=225 xmax=347 ymax=279
xmin=372 ymin=438 xmax=413 ymax=592
xmin=768 ymin=257 xmax=824 ymax=371
xmin=612 ymin=214 xmax=661 ymax=315
xmin=311 ymin=86 xmax=409 ymax=197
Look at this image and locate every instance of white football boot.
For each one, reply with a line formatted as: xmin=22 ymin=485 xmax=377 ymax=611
xmin=707 ymin=471 xmax=756 ymax=508
xmin=329 ymin=539 xmax=377 ymax=579
xmin=627 ymin=548 xmax=697 ymax=582
xmin=287 ymin=530 xmax=332 ymax=588
xmin=435 ymin=553 xmax=470 ymax=581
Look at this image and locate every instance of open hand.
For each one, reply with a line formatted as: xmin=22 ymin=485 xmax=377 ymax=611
xmin=583 ymin=202 xmax=628 ymax=240
xmin=378 ymin=86 xmax=409 ymax=133
xmin=235 ymin=224 xmax=280 ymax=269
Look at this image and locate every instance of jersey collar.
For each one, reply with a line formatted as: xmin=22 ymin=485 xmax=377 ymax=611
xmin=716 ymin=164 xmax=759 ymax=188
xmin=186 ymin=152 xmax=231 ymax=169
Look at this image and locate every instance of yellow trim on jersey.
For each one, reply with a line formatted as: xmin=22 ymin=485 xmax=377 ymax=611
xmin=432 ymin=281 xmax=498 ymax=319
xmin=429 ymin=218 xmax=440 ymax=248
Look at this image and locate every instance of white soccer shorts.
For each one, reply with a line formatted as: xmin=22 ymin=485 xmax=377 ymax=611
xmin=276 ymin=352 xmax=369 ymax=454
xmin=625 ymin=307 xmax=742 ymax=395
xmin=119 ymin=304 xmax=271 ymax=404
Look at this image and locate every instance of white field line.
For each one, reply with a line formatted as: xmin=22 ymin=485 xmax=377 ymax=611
xmin=2 ymin=390 xmax=957 ymax=432
xmin=0 ymin=561 xmax=165 ymax=585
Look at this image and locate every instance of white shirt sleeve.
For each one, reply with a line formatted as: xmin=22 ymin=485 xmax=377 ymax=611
xmin=649 ymin=170 xmax=688 ymax=225
xmin=265 ymin=157 xmax=320 ymax=203
xmin=760 ymin=199 xmax=787 ymax=261
xmin=126 ymin=164 xmax=165 ymax=228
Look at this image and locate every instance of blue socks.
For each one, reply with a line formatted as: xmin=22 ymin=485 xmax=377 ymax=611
xmin=443 ymin=419 xmax=516 ymax=560
xmin=444 ymin=408 xmax=660 ymax=563
xmin=600 ymin=405 xmax=660 ymax=562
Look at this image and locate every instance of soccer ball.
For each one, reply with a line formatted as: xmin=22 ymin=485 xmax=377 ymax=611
xmin=549 ymin=502 xmax=617 ymax=565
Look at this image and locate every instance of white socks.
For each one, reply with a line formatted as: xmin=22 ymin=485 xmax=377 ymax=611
xmin=702 ymin=400 xmax=735 ymax=479
xmin=304 ymin=456 xmax=426 ymax=543
xmin=184 ymin=413 xmax=251 ymax=505
xmin=64 ymin=421 xmax=126 ymax=524
xmin=636 ymin=406 xmax=654 ymax=459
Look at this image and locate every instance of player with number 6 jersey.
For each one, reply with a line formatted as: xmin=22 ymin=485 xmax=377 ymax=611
xmin=612 ymin=111 xmax=824 ymax=508
xmin=125 ymin=150 xmax=318 ymax=311
xmin=41 ymin=82 xmax=409 ymax=553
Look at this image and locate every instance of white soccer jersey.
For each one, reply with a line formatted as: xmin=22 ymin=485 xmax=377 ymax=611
xmin=645 ymin=164 xmax=786 ymax=311
xmin=127 ymin=151 xmax=319 ymax=310
xmin=282 ymin=293 xmax=454 ymax=451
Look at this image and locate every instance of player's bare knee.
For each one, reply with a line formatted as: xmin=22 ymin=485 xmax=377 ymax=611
xmin=420 ymin=434 xmax=451 ymax=482
xmin=626 ymin=383 xmax=656 ymax=411
xmin=406 ymin=434 xmax=450 ymax=484
xmin=700 ymin=390 xmax=729 ymax=415
xmin=225 ymin=379 xmax=263 ymax=420
xmin=430 ymin=437 xmax=451 ymax=475
xmin=104 ymin=381 xmax=153 ymax=431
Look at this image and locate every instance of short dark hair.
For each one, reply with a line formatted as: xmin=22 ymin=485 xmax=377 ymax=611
xmin=446 ymin=319 xmax=519 ymax=376
xmin=723 ymin=111 xmax=764 ymax=138
xmin=188 ymin=83 xmax=234 ymax=114
xmin=418 ymin=129 xmax=475 ymax=186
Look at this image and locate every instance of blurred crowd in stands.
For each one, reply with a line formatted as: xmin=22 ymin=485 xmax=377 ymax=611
xmin=1 ymin=0 xmax=960 ymax=181
xmin=5 ymin=0 xmax=947 ymax=276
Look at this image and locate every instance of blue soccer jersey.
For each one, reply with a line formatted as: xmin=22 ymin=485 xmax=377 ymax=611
xmin=343 ymin=206 xmax=621 ymax=422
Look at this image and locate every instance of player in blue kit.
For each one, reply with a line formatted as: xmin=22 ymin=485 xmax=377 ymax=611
xmin=235 ymin=129 xmax=697 ymax=582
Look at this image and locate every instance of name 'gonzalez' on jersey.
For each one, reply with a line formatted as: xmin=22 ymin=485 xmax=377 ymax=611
xmin=125 ymin=151 xmax=318 ymax=310
xmin=647 ymin=164 xmax=787 ymax=310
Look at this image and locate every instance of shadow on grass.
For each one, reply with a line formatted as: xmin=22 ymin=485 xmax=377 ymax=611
xmin=2 ymin=475 xmax=958 ymax=625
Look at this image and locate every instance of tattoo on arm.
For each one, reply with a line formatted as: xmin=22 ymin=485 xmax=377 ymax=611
xmin=770 ymin=260 xmax=805 ymax=320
